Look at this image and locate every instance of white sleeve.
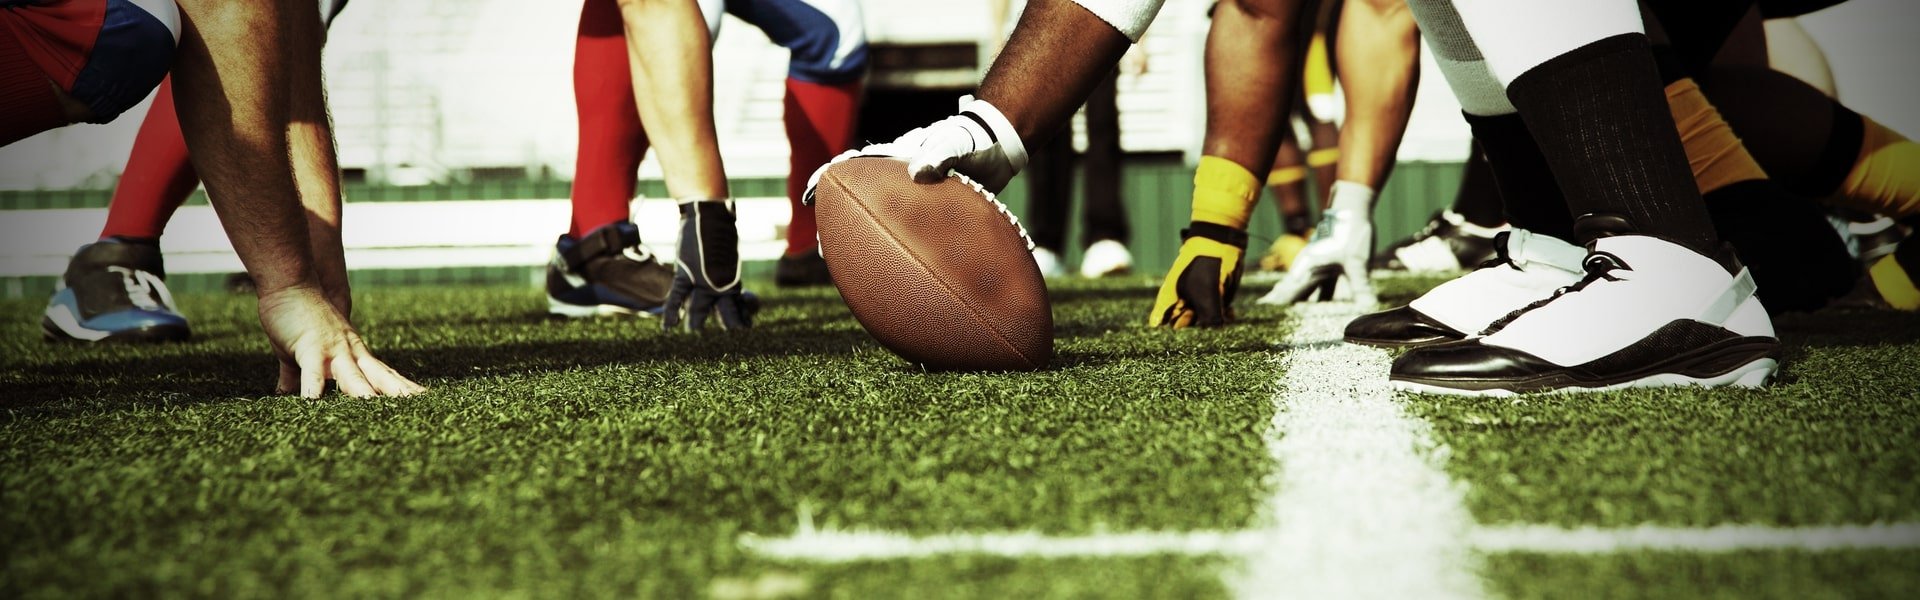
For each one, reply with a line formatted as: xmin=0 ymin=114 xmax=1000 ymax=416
xmin=1070 ymin=0 xmax=1166 ymax=42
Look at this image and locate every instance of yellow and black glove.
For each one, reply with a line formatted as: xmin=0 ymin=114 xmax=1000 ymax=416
xmin=1149 ymin=222 xmax=1249 ymax=328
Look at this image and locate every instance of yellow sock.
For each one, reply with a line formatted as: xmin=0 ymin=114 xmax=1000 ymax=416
xmin=1304 ymin=34 xmax=1334 ymax=98
xmin=1306 ymin=148 xmax=1340 ymax=169
xmin=1666 ymin=79 xmax=1769 ymax=194
xmin=1833 ymin=118 xmax=1920 ymax=219
xmin=1267 ymin=166 xmax=1307 ymax=187
xmin=1192 ymin=155 xmax=1259 ymax=230
xmin=1869 ymin=254 xmax=1920 ymax=310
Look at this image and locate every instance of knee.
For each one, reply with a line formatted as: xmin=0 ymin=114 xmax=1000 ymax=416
xmin=67 ymin=0 xmax=178 ymax=124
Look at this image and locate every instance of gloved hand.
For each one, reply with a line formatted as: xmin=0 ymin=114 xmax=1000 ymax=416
xmin=663 ymin=200 xmax=757 ymax=331
xmin=1257 ymin=207 xmax=1377 ymax=307
xmin=1149 ymin=222 xmax=1249 ymax=328
xmin=804 ymin=96 xmax=1029 ymax=205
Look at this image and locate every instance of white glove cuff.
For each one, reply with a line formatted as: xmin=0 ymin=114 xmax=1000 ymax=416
xmin=959 ymin=97 xmax=1029 ymax=176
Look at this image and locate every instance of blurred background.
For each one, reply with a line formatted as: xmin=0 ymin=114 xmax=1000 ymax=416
xmin=2 ymin=0 xmax=1914 ymax=296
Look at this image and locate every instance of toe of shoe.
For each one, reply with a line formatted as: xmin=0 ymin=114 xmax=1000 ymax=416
xmin=1344 ymin=306 xmax=1465 ymax=348
xmin=1390 ymin=340 xmax=1558 ymax=388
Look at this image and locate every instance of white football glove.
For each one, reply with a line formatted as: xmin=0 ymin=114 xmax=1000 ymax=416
xmin=1257 ymin=207 xmax=1379 ymax=307
xmin=804 ymin=96 xmax=1029 ymax=204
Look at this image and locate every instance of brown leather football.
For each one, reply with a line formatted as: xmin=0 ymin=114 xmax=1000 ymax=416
xmin=812 ymin=156 xmax=1053 ymax=371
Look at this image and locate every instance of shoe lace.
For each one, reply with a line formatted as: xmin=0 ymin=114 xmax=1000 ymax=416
xmin=1478 ymin=252 xmax=1627 ymax=336
xmin=108 ymin=266 xmax=166 ymax=311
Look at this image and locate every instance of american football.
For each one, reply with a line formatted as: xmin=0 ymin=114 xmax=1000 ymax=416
xmin=812 ymin=156 xmax=1053 ymax=371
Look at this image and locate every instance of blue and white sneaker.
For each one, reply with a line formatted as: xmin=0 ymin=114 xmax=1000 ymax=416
xmin=546 ymin=221 xmax=674 ymax=318
xmin=42 ymin=237 xmax=191 ymax=343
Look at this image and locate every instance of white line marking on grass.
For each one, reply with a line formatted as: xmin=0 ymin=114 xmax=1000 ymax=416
xmin=1471 ymin=523 xmax=1920 ymax=553
xmin=1235 ymin=304 xmax=1484 ymax=599
xmin=742 ymin=527 xmax=1266 ymax=561
xmin=741 ymin=522 xmax=1920 ymax=563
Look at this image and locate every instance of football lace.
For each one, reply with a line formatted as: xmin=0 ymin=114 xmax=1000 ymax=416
xmin=944 ymin=169 xmax=1037 ymax=252
xmin=815 ymin=151 xmax=1037 ymax=252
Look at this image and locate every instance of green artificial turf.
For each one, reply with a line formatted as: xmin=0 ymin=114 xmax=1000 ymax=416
xmin=7 ymin=276 xmax=1920 ymax=598
xmin=1483 ymin=550 xmax=1920 ymax=600
xmin=1405 ymin=309 xmax=1920 ymax=528
xmin=1 ymin=280 xmax=1281 ymax=597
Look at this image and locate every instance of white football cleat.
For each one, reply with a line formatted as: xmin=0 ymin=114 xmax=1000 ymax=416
xmin=1390 ymin=235 xmax=1779 ymax=396
xmin=1344 ymin=229 xmax=1586 ymax=348
xmin=1079 ymin=239 xmax=1134 ymax=278
xmin=1032 ymin=247 xmax=1067 ymax=278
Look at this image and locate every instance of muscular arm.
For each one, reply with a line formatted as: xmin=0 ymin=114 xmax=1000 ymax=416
xmin=170 ymin=0 xmax=314 ymax=295
xmin=976 ymin=0 xmax=1144 ymax=146
xmin=170 ymin=0 xmax=420 ymax=398
xmin=1197 ymin=0 xmax=1306 ymax=176
xmin=285 ymin=0 xmax=350 ymax=314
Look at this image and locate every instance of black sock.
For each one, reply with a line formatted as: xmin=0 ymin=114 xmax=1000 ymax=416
xmin=1462 ymin=113 xmax=1576 ymax=243
xmin=1702 ymin=180 xmax=1858 ymax=314
xmin=1506 ymin=34 xmax=1724 ymax=262
xmin=1450 ymin=142 xmax=1507 ymax=228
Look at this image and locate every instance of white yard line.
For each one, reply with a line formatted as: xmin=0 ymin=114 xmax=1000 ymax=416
xmin=1236 ymin=304 xmax=1483 ymax=599
xmin=1472 ymin=523 xmax=1920 ymax=553
xmin=736 ymin=306 xmax=1920 ymax=585
xmin=742 ymin=527 xmax=1265 ymax=561
xmin=742 ymin=521 xmax=1920 ymax=562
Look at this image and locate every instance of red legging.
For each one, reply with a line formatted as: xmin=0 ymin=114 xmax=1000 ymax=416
xmin=569 ymin=0 xmax=861 ymax=255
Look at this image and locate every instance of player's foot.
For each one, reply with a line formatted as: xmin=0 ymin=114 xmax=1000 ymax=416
xmin=1033 ymin=247 xmax=1066 ymax=278
xmin=1257 ymin=208 xmax=1375 ymax=307
xmin=42 ymin=237 xmax=190 ymax=343
xmin=1257 ymin=232 xmax=1311 ymax=271
xmin=1345 ymin=229 xmax=1585 ymax=348
xmin=546 ymin=221 xmax=673 ymax=318
xmin=1371 ymin=209 xmax=1507 ymax=272
xmin=1391 ymin=235 xmax=1779 ymax=396
xmin=1079 ymin=239 xmax=1133 ymax=278
xmin=775 ymin=248 xmax=833 ymax=287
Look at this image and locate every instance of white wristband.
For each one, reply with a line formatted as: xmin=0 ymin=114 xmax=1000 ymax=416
xmin=1071 ymin=0 xmax=1166 ymax=42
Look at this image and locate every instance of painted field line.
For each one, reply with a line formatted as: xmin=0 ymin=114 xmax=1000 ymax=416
xmin=743 ymin=521 xmax=1920 ymax=563
xmin=741 ymin=527 xmax=1264 ymax=561
xmin=1236 ymin=303 xmax=1483 ymax=598
xmin=1471 ymin=522 xmax=1920 ymax=553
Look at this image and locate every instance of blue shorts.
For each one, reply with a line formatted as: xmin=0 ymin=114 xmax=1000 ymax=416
xmin=708 ymin=0 xmax=870 ymax=84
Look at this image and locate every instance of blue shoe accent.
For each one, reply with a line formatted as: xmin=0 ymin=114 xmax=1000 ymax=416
xmin=43 ymin=287 xmax=190 ymax=343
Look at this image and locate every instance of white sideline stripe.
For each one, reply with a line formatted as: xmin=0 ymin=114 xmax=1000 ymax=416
xmin=1471 ymin=523 xmax=1920 ymax=553
xmin=742 ymin=522 xmax=1920 ymax=563
xmin=742 ymin=528 xmax=1264 ymax=561
xmin=0 ymin=198 xmax=791 ymax=276
xmin=1238 ymin=303 xmax=1483 ymax=599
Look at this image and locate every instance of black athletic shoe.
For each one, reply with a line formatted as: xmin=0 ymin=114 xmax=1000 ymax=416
xmin=546 ymin=221 xmax=674 ymax=318
xmin=1371 ymin=209 xmax=1507 ymax=272
xmin=774 ymin=249 xmax=832 ymax=287
xmin=42 ymin=237 xmax=190 ymax=343
xmin=1390 ymin=236 xmax=1778 ymax=396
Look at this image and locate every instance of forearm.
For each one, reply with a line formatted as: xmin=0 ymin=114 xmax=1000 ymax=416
xmin=975 ymin=0 xmax=1139 ymax=146
xmin=285 ymin=1 xmax=349 ymax=311
xmin=170 ymin=0 xmax=316 ymax=295
xmin=1197 ymin=0 xmax=1304 ymax=175
xmin=1331 ymin=0 xmax=1419 ymax=191
xmin=618 ymin=0 xmax=728 ymax=200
